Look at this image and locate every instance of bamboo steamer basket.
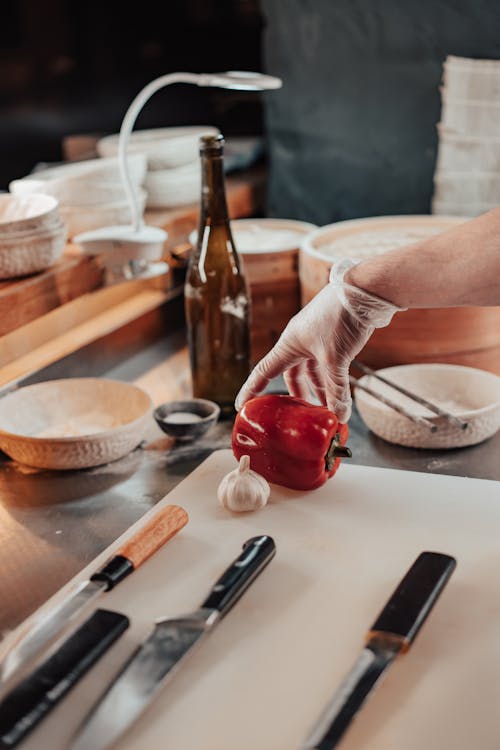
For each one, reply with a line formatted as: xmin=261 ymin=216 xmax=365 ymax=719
xmin=190 ymin=218 xmax=316 ymax=363
xmin=299 ymin=215 xmax=500 ymax=374
xmin=227 ymin=218 xmax=317 ymax=363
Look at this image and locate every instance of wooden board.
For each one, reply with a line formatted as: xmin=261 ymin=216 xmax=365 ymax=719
xmin=0 ymin=255 xmax=103 ymax=337
xmin=0 ymin=169 xmax=264 ymax=339
xmin=19 ymin=451 xmax=500 ymax=750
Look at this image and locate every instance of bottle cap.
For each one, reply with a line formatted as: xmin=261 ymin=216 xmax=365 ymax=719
xmin=200 ymin=133 xmax=225 ymax=155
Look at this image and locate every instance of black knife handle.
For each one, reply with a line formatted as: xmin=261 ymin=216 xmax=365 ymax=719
xmin=201 ymin=535 xmax=276 ymax=617
xmin=369 ymin=551 xmax=456 ymax=650
xmin=91 ymin=555 xmax=134 ymax=590
xmin=0 ymin=609 xmax=129 ymax=748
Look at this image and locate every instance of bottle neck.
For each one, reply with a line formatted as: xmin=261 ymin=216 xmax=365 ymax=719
xmin=199 ymin=153 xmax=229 ymax=227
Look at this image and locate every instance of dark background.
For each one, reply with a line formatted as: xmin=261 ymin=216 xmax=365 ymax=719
xmin=0 ymin=0 xmax=265 ymax=187
xmin=2 ymin=0 xmax=500 ymax=224
xmin=262 ymin=0 xmax=500 ymax=223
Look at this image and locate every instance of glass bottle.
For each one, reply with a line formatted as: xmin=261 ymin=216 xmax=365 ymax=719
xmin=185 ymin=134 xmax=251 ymax=418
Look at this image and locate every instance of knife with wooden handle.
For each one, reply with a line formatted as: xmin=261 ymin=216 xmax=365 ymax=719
xmin=0 ymin=504 xmax=188 ymax=686
xmin=302 ymin=551 xmax=457 ymax=750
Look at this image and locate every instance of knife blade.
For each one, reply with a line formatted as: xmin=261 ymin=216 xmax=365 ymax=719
xmin=302 ymin=550 xmax=456 ymax=750
xmin=70 ymin=534 xmax=276 ymax=750
xmin=0 ymin=504 xmax=188 ymax=686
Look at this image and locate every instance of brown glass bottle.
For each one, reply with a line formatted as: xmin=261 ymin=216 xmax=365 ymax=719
xmin=185 ymin=134 xmax=250 ymax=418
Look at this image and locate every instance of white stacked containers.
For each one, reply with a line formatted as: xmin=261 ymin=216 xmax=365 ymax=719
xmin=97 ymin=126 xmax=220 ymax=209
xmin=10 ymin=156 xmax=147 ymax=239
xmin=433 ymin=55 xmax=500 ymax=216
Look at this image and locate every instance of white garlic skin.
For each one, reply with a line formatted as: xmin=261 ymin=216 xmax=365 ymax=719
xmin=218 ymin=455 xmax=270 ymax=513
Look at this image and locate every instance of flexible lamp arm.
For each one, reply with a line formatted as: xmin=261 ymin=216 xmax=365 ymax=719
xmin=118 ymin=73 xmax=202 ymax=231
xmin=117 ymin=70 xmax=282 ymax=232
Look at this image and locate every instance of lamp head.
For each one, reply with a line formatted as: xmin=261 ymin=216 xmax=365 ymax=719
xmin=74 ymin=224 xmax=168 ymax=284
xmin=198 ymin=71 xmax=282 ymax=91
xmin=77 ymin=68 xmax=281 ymax=284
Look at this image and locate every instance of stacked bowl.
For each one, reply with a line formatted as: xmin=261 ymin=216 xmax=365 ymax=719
xmin=433 ymin=55 xmax=500 ymax=216
xmin=97 ymin=125 xmax=219 ymax=209
xmin=9 ymin=155 xmax=147 ymax=239
xmin=0 ymin=194 xmax=67 ymax=278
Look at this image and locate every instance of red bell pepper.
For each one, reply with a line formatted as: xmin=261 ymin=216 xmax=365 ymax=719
xmin=232 ymin=394 xmax=351 ymax=491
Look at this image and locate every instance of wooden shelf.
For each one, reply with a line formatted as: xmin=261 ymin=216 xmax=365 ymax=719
xmin=0 ymin=167 xmax=265 ymax=339
xmin=0 ymin=167 xmax=265 ymax=385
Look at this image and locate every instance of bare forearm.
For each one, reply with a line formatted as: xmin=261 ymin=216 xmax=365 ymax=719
xmin=346 ymin=208 xmax=500 ymax=308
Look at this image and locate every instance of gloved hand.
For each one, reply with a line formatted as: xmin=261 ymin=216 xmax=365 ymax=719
xmin=235 ymin=258 xmax=404 ymax=422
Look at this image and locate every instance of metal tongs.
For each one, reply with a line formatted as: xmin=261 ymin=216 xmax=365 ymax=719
xmin=350 ymin=359 xmax=469 ymax=433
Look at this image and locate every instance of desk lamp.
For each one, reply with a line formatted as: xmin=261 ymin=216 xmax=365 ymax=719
xmin=74 ymin=71 xmax=282 ymax=280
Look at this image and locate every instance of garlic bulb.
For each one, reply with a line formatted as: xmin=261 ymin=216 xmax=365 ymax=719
xmin=218 ymin=455 xmax=270 ymax=512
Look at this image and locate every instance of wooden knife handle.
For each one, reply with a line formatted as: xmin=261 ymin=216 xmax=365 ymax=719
xmin=91 ymin=506 xmax=189 ymax=590
xmin=117 ymin=505 xmax=189 ymax=569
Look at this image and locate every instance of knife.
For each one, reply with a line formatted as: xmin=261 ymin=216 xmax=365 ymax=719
xmin=0 ymin=609 xmax=129 ymax=748
xmin=302 ymin=551 xmax=456 ymax=750
xmin=70 ymin=534 xmax=276 ymax=750
xmin=0 ymin=504 xmax=188 ymax=686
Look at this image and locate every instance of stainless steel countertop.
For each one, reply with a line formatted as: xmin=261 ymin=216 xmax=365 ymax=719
xmin=1 ymin=332 xmax=499 ymax=634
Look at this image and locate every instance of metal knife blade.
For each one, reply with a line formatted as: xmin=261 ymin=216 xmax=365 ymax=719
xmin=302 ymin=645 xmax=396 ymax=750
xmin=302 ymin=551 xmax=456 ymax=750
xmin=0 ymin=504 xmax=188 ymax=685
xmin=70 ymin=535 xmax=276 ymax=750
xmin=0 ymin=579 xmax=106 ymax=687
xmin=71 ymin=610 xmax=215 ymax=750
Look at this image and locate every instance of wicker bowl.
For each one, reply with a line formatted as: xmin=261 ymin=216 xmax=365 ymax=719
xmin=0 ymin=224 xmax=67 ymax=278
xmin=0 ymin=378 xmax=153 ymax=470
xmin=0 ymin=194 xmax=67 ymax=278
xmin=354 ymin=363 xmax=500 ymax=449
xmin=0 ymin=193 xmax=61 ymax=235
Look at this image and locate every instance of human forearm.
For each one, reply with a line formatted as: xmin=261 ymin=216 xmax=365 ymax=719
xmin=346 ymin=208 xmax=500 ymax=308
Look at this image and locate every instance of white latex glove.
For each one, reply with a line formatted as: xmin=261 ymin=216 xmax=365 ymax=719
xmin=235 ymin=258 xmax=405 ymax=422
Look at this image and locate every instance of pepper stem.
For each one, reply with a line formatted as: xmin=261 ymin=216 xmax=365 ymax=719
xmin=325 ymin=433 xmax=352 ymax=471
xmin=239 ymin=455 xmax=251 ymax=473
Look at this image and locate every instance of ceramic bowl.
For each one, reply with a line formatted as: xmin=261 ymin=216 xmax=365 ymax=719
xmin=435 ymin=125 xmax=500 ymax=173
xmin=9 ymin=155 xmax=147 ymax=204
xmin=0 ymin=194 xmax=67 ymax=277
xmin=354 ymin=363 xmax=500 ymax=449
xmin=0 ymin=378 xmax=153 ymax=470
xmin=431 ymin=197 xmax=494 ymax=217
xmin=433 ymin=171 xmax=500 ymax=204
xmin=440 ymin=92 xmax=500 ymax=138
xmin=0 ymin=193 xmax=61 ymax=235
xmin=59 ymin=188 xmax=147 ymax=238
xmin=97 ymin=126 xmax=219 ymax=170
xmin=144 ymin=161 xmax=200 ymax=207
xmin=443 ymin=55 xmax=500 ymax=100
xmin=154 ymin=399 xmax=220 ymax=442
xmin=0 ymin=222 xmax=67 ymax=278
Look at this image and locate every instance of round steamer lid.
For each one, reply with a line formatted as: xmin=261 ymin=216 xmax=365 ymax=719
xmin=189 ymin=218 xmax=317 ymax=254
xmin=301 ymin=215 xmax=469 ymax=263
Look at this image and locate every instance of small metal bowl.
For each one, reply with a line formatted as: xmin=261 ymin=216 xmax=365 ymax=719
xmin=153 ymin=399 xmax=220 ymax=442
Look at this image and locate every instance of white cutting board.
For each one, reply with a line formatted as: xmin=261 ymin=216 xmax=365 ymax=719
xmin=21 ymin=451 xmax=500 ymax=750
